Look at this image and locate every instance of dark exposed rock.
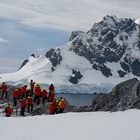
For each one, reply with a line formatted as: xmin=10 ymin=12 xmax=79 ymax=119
xmin=45 ymin=48 xmax=62 ymax=70
xmin=90 ymin=78 xmax=140 ymax=112
xmin=92 ymin=64 xmax=112 ymax=77
xmin=100 ymin=65 xmax=112 ymax=77
xmin=120 ymin=61 xmax=130 ymax=72
xmin=51 ymin=67 xmax=55 ymax=72
xmin=69 ymin=31 xmax=84 ymax=41
xmin=117 ymin=70 xmax=127 ymax=77
xmin=18 ymin=59 xmax=29 ymax=70
xmin=69 ymin=15 xmax=140 ymax=77
xmin=31 ymin=54 xmax=35 ymax=57
xmin=69 ymin=70 xmax=83 ymax=84
xmin=18 ymin=54 xmax=35 ymax=70
xmin=131 ymin=59 xmax=140 ymax=76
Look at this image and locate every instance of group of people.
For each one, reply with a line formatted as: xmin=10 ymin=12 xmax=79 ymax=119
xmin=0 ymin=80 xmax=65 ymax=117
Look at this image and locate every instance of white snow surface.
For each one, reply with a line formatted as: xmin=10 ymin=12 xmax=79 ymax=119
xmin=0 ymin=44 xmax=139 ymax=93
xmin=135 ymin=19 xmax=140 ymax=25
xmin=1 ymin=110 xmax=140 ymax=140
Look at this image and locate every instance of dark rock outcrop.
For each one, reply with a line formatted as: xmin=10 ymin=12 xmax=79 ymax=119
xmin=73 ymin=78 xmax=140 ymax=112
xmin=18 ymin=54 xmax=35 ymax=70
xmin=117 ymin=70 xmax=127 ymax=77
xmin=90 ymin=78 xmax=140 ymax=111
xmin=45 ymin=48 xmax=62 ymax=71
xmin=69 ymin=70 xmax=83 ymax=84
xmin=69 ymin=15 xmax=140 ymax=77
xmin=18 ymin=59 xmax=29 ymax=70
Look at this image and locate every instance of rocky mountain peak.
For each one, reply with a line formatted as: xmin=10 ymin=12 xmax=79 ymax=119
xmin=69 ymin=15 xmax=140 ymax=77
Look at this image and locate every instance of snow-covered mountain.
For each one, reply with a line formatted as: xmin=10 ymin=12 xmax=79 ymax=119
xmin=0 ymin=15 xmax=140 ymax=93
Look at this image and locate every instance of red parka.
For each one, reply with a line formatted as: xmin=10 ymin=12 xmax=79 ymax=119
xmin=13 ymin=89 xmax=19 ymax=99
xmin=42 ymin=90 xmax=47 ymax=97
xmin=20 ymin=99 xmax=26 ymax=108
xmin=50 ymin=92 xmax=55 ymax=101
xmin=5 ymin=107 xmax=12 ymax=117
xmin=2 ymin=83 xmax=7 ymax=92
xmin=35 ymin=86 xmax=41 ymax=96
xmin=49 ymin=84 xmax=54 ymax=92
xmin=27 ymin=97 xmax=33 ymax=105
xmin=30 ymin=81 xmax=35 ymax=90
xmin=21 ymin=86 xmax=26 ymax=94
xmin=49 ymin=102 xmax=55 ymax=113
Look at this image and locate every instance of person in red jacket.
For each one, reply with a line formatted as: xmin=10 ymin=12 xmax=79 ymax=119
xmin=30 ymin=80 xmax=35 ymax=95
xmin=13 ymin=89 xmax=18 ymax=106
xmin=49 ymin=101 xmax=55 ymax=114
xmin=42 ymin=89 xmax=48 ymax=106
xmin=27 ymin=96 xmax=33 ymax=113
xmin=1 ymin=82 xmax=8 ymax=99
xmin=17 ymin=88 xmax=21 ymax=100
xmin=21 ymin=85 xmax=27 ymax=99
xmin=5 ymin=104 xmax=13 ymax=117
xmin=54 ymin=100 xmax=59 ymax=114
xmin=34 ymin=84 xmax=41 ymax=105
xmin=49 ymin=84 xmax=54 ymax=97
xmin=20 ymin=98 xmax=26 ymax=116
xmin=49 ymin=91 xmax=55 ymax=102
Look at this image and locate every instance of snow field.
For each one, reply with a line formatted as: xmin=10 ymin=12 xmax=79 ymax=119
xmin=0 ymin=109 xmax=140 ymax=140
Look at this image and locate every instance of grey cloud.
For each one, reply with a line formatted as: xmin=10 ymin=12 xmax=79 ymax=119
xmin=0 ymin=0 xmax=139 ymax=31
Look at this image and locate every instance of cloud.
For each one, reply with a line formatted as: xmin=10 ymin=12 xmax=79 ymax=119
xmin=0 ymin=58 xmax=22 ymax=67
xmin=0 ymin=37 xmax=8 ymax=43
xmin=0 ymin=58 xmax=22 ymax=73
xmin=0 ymin=0 xmax=139 ymax=32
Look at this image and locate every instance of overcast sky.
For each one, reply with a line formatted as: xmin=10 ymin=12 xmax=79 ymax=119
xmin=0 ymin=0 xmax=140 ymax=73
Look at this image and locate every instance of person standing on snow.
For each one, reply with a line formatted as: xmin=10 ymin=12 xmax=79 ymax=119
xmin=42 ymin=89 xmax=48 ymax=106
xmin=20 ymin=98 xmax=26 ymax=116
xmin=1 ymin=82 xmax=8 ymax=99
xmin=34 ymin=84 xmax=41 ymax=105
xmin=13 ymin=89 xmax=19 ymax=107
xmin=54 ymin=100 xmax=60 ymax=114
xmin=30 ymin=80 xmax=35 ymax=96
xmin=27 ymin=96 xmax=33 ymax=113
xmin=17 ymin=88 xmax=21 ymax=100
xmin=49 ymin=91 xmax=55 ymax=102
xmin=5 ymin=103 xmax=13 ymax=117
xmin=49 ymin=101 xmax=55 ymax=114
xmin=49 ymin=84 xmax=54 ymax=98
xmin=21 ymin=85 xmax=27 ymax=99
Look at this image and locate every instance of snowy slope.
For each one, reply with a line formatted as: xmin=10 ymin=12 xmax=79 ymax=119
xmin=0 ymin=45 xmax=137 ymax=93
xmin=1 ymin=110 xmax=140 ymax=140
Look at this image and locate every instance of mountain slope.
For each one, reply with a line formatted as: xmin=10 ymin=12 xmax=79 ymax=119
xmin=0 ymin=15 xmax=140 ymax=93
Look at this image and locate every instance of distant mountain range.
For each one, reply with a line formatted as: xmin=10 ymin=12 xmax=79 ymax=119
xmin=0 ymin=15 xmax=140 ymax=93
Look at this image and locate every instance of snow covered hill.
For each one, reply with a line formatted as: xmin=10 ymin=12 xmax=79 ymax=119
xmin=0 ymin=15 xmax=140 ymax=93
xmin=1 ymin=110 xmax=140 ymax=140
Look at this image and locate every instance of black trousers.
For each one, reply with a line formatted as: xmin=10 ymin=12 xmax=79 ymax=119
xmin=42 ymin=97 xmax=47 ymax=105
xmin=58 ymin=108 xmax=64 ymax=113
xmin=28 ymin=104 xmax=33 ymax=113
xmin=2 ymin=91 xmax=7 ymax=99
xmin=34 ymin=95 xmax=40 ymax=104
xmin=20 ymin=107 xmax=25 ymax=116
xmin=30 ymin=89 xmax=34 ymax=95
xmin=13 ymin=98 xmax=17 ymax=106
xmin=21 ymin=93 xmax=25 ymax=99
